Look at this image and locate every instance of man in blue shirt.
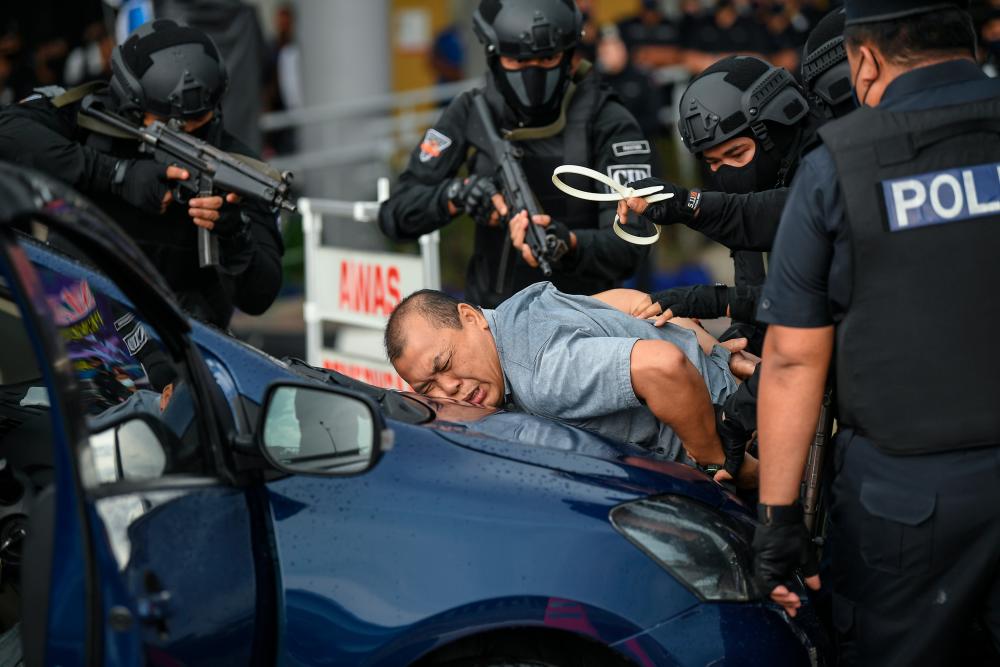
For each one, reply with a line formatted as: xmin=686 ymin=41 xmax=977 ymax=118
xmin=384 ymin=283 xmax=759 ymax=484
xmin=752 ymin=1 xmax=1000 ymax=663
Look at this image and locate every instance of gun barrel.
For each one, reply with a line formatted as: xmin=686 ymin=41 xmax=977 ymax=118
xmin=802 ymin=386 xmax=834 ymax=534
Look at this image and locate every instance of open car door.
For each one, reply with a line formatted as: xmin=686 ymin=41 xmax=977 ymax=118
xmin=0 ymin=171 xmax=270 ymax=666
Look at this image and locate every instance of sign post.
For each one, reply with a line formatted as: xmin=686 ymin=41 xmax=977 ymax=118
xmin=301 ymin=181 xmax=440 ymax=390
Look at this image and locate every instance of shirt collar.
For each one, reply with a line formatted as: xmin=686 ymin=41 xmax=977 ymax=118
xmin=482 ymin=309 xmax=512 ymax=403
xmin=879 ymin=59 xmax=987 ymax=109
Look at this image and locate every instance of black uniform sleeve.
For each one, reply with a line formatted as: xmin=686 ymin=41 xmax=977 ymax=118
xmin=0 ymin=101 xmax=118 ymax=195
xmin=219 ymin=134 xmax=285 ymax=315
xmin=564 ymin=100 xmax=651 ymax=282
xmin=378 ymin=94 xmax=473 ymax=240
xmin=692 ymin=187 xmax=788 ymax=252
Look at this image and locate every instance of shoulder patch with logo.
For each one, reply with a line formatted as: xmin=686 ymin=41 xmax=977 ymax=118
xmin=612 ymin=140 xmax=651 ymax=157
xmin=882 ymin=161 xmax=1000 ymax=231
xmin=419 ymin=128 xmax=453 ymax=163
xmin=607 ymin=164 xmax=652 ymax=191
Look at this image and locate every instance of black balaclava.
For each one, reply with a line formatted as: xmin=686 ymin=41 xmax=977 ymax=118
xmin=489 ymin=54 xmax=574 ymax=124
xmin=709 ymin=124 xmax=800 ymax=194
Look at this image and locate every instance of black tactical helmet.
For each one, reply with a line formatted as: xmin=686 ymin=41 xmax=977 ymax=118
xmin=473 ymin=0 xmax=584 ymax=119
xmin=678 ymin=56 xmax=809 ymax=157
xmin=110 ymin=19 xmax=228 ymax=120
xmin=801 ymin=10 xmax=853 ymax=115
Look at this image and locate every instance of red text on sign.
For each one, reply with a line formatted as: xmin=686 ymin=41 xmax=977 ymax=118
xmin=339 ymin=261 xmax=401 ymax=316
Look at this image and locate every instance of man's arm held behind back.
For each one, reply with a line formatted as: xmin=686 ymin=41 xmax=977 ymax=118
xmin=629 ymin=339 xmax=725 ymax=467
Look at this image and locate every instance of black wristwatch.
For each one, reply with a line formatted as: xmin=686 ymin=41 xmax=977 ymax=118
xmin=696 ymin=462 xmax=723 ymax=476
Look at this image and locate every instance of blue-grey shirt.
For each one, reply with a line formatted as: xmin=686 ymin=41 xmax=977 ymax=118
xmin=758 ymin=60 xmax=1000 ymax=327
xmin=483 ymin=282 xmax=738 ymax=461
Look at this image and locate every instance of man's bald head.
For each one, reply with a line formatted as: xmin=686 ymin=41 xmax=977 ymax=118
xmin=385 ymin=290 xmax=504 ymax=406
xmin=384 ymin=289 xmax=464 ymax=363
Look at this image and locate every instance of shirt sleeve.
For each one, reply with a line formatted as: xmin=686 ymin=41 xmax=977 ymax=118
xmin=526 ymin=326 xmax=642 ymax=421
xmin=756 ymin=149 xmax=839 ymax=327
xmin=563 ymin=99 xmax=651 ymax=282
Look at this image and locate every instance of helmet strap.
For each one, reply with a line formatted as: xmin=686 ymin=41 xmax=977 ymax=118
xmin=749 ymin=121 xmax=775 ymax=153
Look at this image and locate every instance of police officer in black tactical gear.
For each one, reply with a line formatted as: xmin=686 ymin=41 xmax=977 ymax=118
xmin=622 ymin=54 xmax=816 ymax=355
xmin=622 ymin=10 xmax=855 ymax=331
xmin=753 ymin=1 xmax=1000 ymax=663
xmin=0 ymin=20 xmax=283 ymax=329
xmin=378 ymin=0 xmax=652 ymax=308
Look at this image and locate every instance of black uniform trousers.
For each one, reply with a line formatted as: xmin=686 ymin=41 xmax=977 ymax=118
xmin=828 ymin=430 xmax=1000 ymax=666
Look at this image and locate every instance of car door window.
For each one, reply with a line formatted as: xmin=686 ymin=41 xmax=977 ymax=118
xmin=29 ymin=257 xmax=212 ymax=485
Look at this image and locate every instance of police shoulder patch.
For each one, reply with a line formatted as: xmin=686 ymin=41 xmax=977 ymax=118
xmin=882 ymin=161 xmax=1000 ymax=232
xmin=419 ymin=128 xmax=453 ymax=163
xmin=607 ymin=164 xmax=652 ymax=191
xmin=612 ymin=140 xmax=651 ymax=157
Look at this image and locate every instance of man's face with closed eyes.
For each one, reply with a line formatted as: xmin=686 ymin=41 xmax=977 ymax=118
xmin=391 ymin=303 xmax=506 ymax=408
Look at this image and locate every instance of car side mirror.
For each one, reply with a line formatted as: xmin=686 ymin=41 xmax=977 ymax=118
xmin=89 ymin=413 xmax=170 ymax=484
xmin=257 ymin=382 xmax=386 ymax=476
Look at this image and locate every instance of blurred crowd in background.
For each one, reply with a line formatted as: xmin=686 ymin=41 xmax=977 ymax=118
xmin=5 ymin=1 xmax=1000 ymax=155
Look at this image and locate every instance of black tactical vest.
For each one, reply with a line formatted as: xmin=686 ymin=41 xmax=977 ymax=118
xmin=466 ymin=72 xmax=610 ymax=307
xmin=819 ymin=97 xmax=1000 ymax=454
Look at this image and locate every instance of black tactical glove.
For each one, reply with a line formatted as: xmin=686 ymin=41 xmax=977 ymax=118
xmin=444 ymin=175 xmax=500 ymax=226
xmin=542 ymin=219 xmax=574 ymax=265
xmin=653 ymin=284 xmax=761 ymax=321
xmin=653 ymin=284 xmax=729 ymax=319
xmin=752 ymin=503 xmax=819 ymax=597
xmin=715 ymin=406 xmax=751 ymax=477
xmin=212 ymin=206 xmax=251 ymax=240
xmin=110 ymin=158 xmax=172 ymax=214
xmin=626 ymin=177 xmax=701 ymax=225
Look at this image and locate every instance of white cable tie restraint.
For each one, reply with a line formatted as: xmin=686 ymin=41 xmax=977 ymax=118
xmin=550 ymin=165 xmax=673 ymax=246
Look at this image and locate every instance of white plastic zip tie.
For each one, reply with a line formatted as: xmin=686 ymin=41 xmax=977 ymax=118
xmin=551 ymin=165 xmax=672 ymax=246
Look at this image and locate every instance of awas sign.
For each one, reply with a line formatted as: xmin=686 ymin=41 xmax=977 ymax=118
xmin=312 ymin=247 xmax=425 ymax=329
xmin=309 ymin=247 xmax=425 ymax=389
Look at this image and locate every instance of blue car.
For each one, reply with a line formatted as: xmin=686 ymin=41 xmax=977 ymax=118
xmin=0 ymin=166 xmax=824 ymax=666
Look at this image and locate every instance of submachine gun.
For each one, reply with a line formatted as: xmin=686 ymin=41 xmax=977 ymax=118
xmin=80 ymin=98 xmax=296 ymax=268
xmin=470 ymin=90 xmax=557 ymax=284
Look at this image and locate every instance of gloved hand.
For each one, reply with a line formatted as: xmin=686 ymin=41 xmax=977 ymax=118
xmin=110 ymin=158 xmax=172 ymax=214
xmin=444 ymin=175 xmax=501 ymax=226
xmin=508 ymin=211 xmax=577 ymax=270
xmin=752 ymin=503 xmax=820 ymax=613
xmin=653 ymin=284 xmax=729 ymax=320
xmin=716 ymin=407 xmax=752 ymax=478
xmin=212 ymin=206 xmax=251 ymax=239
xmin=542 ymin=219 xmax=574 ymax=265
xmin=623 ymin=177 xmax=702 ymax=225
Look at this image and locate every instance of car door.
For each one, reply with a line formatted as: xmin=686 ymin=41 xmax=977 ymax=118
xmin=0 ymin=220 xmax=268 ymax=666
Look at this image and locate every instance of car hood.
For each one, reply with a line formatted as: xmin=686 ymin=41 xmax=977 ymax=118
xmin=402 ymin=394 xmax=745 ymax=512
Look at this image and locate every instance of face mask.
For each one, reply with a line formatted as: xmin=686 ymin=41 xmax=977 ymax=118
xmin=503 ymin=63 xmax=563 ymax=109
xmin=987 ymin=40 xmax=1000 ymax=59
xmin=492 ymin=55 xmax=572 ymax=121
xmin=709 ymin=142 xmax=784 ymax=194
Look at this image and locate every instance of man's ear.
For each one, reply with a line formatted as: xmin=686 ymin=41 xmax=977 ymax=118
xmin=856 ymin=44 xmax=880 ymax=91
xmin=457 ymin=303 xmax=487 ymax=329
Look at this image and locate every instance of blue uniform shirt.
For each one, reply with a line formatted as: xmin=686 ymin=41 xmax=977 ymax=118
xmin=483 ymin=282 xmax=737 ymax=461
xmin=758 ymin=59 xmax=1000 ymax=327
